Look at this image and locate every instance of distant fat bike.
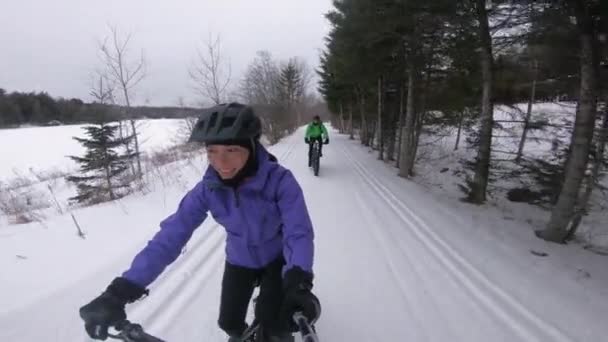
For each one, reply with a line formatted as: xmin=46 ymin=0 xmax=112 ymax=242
xmin=308 ymin=139 xmax=328 ymax=177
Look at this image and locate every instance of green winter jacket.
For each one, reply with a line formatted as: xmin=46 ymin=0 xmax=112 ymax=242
xmin=305 ymin=122 xmax=328 ymax=139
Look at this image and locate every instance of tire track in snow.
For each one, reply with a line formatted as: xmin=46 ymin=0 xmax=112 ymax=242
xmin=141 ymin=231 xmax=226 ymax=333
xmin=350 ymin=168 xmax=492 ymax=340
xmin=345 ymin=150 xmax=487 ymax=340
xmin=137 ymin=227 xmax=225 ymax=327
xmin=341 ymin=143 xmax=573 ymax=342
xmin=121 ymin=138 xmax=300 ymax=335
xmin=277 ymin=139 xmax=297 ymax=161
xmin=351 ymin=186 xmax=432 ymax=341
xmin=76 ymin=224 xmax=227 ymax=342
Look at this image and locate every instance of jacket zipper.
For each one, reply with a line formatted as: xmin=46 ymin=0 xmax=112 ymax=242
xmin=233 ymin=187 xmax=240 ymax=207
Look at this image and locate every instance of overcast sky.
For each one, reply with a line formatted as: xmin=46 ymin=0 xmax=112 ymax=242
xmin=0 ymin=0 xmax=333 ymax=106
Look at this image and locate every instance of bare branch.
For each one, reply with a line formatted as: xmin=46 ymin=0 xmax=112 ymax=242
xmin=96 ymin=24 xmax=147 ymax=177
xmin=189 ymin=31 xmax=232 ymax=105
xmin=89 ymin=70 xmax=116 ymax=105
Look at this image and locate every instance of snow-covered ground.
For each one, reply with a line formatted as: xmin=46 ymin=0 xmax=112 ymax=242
xmin=0 ymin=119 xmax=190 ymax=226
xmin=1 ymin=121 xmax=608 ymax=341
xmin=411 ymin=102 xmax=608 ymax=248
xmin=0 ymin=119 xmax=185 ymax=183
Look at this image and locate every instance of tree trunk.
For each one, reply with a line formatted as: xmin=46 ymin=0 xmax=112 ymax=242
xmin=377 ymin=76 xmax=384 ymax=160
xmin=567 ymin=105 xmax=608 ymax=241
xmin=395 ymin=81 xmax=405 ymax=168
xmin=122 ymin=81 xmax=141 ymax=178
xmin=129 ymin=119 xmax=142 ymax=177
xmin=349 ymin=102 xmax=354 ymax=140
xmin=100 ymin=131 xmax=116 ymax=200
xmin=296 ymin=101 xmax=301 ymax=127
xmin=386 ymin=107 xmax=396 ymax=161
xmin=359 ymin=90 xmax=367 ymax=145
xmin=537 ymin=0 xmax=600 ymax=243
xmin=455 ymin=110 xmax=465 ymax=150
xmin=516 ymin=59 xmax=538 ymax=163
xmin=104 ymin=153 xmax=115 ymax=201
xmin=399 ymin=65 xmax=417 ymax=177
xmin=119 ymin=118 xmax=136 ymax=176
xmin=368 ymin=120 xmax=376 ymax=148
xmin=386 ymin=103 xmax=397 ymax=161
xmin=120 ymin=62 xmax=142 ymax=179
xmin=339 ymin=101 xmax=345 ymax=134
xmin=411 ymin=68 xmax=432 ymax=167
xmin=469 ymin=0 xmax=494 ymax=204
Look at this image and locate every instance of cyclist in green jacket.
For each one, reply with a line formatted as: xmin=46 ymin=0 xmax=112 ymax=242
xmin=304 ymin=115 xmax=329 ymax=167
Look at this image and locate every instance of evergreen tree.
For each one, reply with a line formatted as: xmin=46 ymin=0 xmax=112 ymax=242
xmin=279 ymin=58 xmax=308 ymax=126
xmin=67 ymin=122 xmax=136 ymax=205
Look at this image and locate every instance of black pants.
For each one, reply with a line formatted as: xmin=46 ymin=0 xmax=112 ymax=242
xmin=218 ymin=256 xmax=288 ymax=338
xmin=308 ymin=136 xmax=323 ymax=163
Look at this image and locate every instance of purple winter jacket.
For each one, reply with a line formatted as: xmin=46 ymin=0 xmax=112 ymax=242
xmin=122 ymin=143 xmax=315 ymax=288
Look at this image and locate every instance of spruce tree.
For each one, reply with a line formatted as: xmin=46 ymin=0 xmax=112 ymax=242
xmin=67 ymin=122 xmax=136 ymax=204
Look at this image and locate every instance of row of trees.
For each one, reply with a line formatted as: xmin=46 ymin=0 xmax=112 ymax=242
xmin=189 ymin=33 xmax=325 ymax=143
xmin=318 ymin=0 xmax=606 ymax=243
xmin=64 ymin=27 xmax=324 ymax=205
xmin=0 ymin=89 xmax=199 ymax=128
xmin=240 ymin=51 xmax=324 ymax=142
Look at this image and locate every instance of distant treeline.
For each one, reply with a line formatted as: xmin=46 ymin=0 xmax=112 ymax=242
xmin=0 ymin=88 xmax=200 ymax=128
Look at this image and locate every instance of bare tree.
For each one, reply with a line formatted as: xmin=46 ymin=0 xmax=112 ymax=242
xmin=98 ymin=24 xmax=146 ymax=178
xmin=240 ymin=51 xmax=315 ymax=142
xmin=240 ymin=50 xmax=281 ymax=105
xmin=87 ymin=71 xmax=122 ymax=125
xmin=175 ymin=96 xmax=198 ymax=144
xmin=89 ymin=71 xmax=116 ymax=106
xmin=189 ymin=32 xmax=232 ymax=105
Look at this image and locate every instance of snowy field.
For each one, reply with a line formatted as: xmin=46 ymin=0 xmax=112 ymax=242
xmin=0 ymin=119 xmax=185 ymax=182
xmin=1 ymin=110 xmax=608 ymax=341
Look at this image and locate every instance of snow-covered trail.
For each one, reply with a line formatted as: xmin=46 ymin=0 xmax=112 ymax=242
xmin=292 ymin=135 xmax=572 ymax=342
xmin=1 ymin=128 xmax=607 ymax=341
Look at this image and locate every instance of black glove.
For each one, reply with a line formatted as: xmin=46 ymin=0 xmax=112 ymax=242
xmin=323 ymin=138 xmax=329 ymax=144
xmin=305 ymin=138 xmax=310 ymax=144
xmin=280 ymin=267 xmax=321 ymax=332
xmin=79 ymin=277 xmax=149 ymax=340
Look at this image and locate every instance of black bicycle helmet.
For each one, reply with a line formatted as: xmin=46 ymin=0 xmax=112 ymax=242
xmin=188 ymin=102 xmax=262 ymax=144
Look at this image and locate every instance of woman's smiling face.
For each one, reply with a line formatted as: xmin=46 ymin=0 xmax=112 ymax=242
xmin=206 ymin=144 xmax=250 ymax=179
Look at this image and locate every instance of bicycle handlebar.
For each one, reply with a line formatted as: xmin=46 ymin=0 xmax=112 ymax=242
xmin=293 ymin=312 xmax=320 ymax=342
xmin=106 ymin=312 xmax=317 ymax=342
xmin=107 ymin=320 xmax=165 ymax=342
